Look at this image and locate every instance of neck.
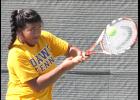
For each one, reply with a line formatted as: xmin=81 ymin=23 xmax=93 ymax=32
xmin=17 ymin=35 xmax=36 ymax=47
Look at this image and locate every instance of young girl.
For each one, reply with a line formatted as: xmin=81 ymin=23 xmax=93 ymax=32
xmin=6 ymin=9 xmax=87 ymax=100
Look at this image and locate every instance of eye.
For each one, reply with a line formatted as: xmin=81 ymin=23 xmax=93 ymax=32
xmin=30 ymin=29 xmax=34 ymax=34
xmin=33 ymin=25 xmax=41 ymax=31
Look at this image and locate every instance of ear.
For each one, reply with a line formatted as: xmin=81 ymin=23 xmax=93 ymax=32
xmin=17 ymin=29 xmax=25 ymax=43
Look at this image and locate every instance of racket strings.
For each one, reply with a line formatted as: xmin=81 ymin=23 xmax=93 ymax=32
xmin=100 ymin=18 xmax=137 ymax=55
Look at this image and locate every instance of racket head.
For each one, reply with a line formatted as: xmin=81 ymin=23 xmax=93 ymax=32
xmin=100 ymin=17 xmax=138 ymax=55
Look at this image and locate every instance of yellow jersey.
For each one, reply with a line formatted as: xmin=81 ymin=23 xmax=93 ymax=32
xmin=6 ymin=30 xmax=68 ymax=100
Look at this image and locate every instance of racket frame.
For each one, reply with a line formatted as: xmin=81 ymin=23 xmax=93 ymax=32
xmin=85 ymin=17 xmax=137 ymax=56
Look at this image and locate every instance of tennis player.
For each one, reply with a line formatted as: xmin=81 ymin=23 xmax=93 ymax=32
xmin=6 ymin=9 xmax=88 ymax=100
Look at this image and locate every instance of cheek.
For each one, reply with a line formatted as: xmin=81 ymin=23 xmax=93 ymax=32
xmin=22 ymin=30 xmax=41 ymax=43
xmin=23 ymin=31 xmax=33 ymax=39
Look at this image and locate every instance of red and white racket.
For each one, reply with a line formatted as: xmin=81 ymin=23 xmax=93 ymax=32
xmin=85 ymin=17 xmax=138 ymax=56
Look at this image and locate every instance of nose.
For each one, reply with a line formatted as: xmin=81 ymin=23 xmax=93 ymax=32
xmin=34 ymin=33 xmax=41 ymax=39
xmin=32 ymin=29 xmax=41 ymax=36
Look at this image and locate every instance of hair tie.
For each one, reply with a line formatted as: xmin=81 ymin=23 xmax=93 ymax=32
xmin=17 ymin=9 xmax=20 ymax=14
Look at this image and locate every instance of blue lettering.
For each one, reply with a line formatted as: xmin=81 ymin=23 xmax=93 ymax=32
xmin=39 ymin=48 xmax=50 ymax=59
xmin=48 ymin=57 xmax=54 ymax=64
xmin=35 ymin=55 xmax=43 ymax=64
xmin=29 ymin=58 xmax=37 ymax=67
xmin=39 ymin=65 xmax=46 ymax=71
xmin=44 ymin=60 xmax=50 ymax=67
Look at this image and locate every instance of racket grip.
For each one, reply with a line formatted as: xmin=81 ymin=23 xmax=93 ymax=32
xmin=85 ymin=50 xmax=96 ymax=56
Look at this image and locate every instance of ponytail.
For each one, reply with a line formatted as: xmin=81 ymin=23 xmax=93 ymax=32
xmin=8 ymin=10 xmax=18 ymax=49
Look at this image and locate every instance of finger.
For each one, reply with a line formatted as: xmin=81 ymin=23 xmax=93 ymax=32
xmin=82 ymin=51 xmax=90 ymax=59
xmin=66 ymin=57 xmax=73 ymax=60
xmin=72 ymin=56 xmax=83 ymax=64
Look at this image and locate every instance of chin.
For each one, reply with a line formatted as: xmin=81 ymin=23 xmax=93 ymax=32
xmin=28 ymin=43 xmax=36 ymax=47
xmin=27 ymin=42 xmax=38 ymax=47
xmin=32 ymin=42 xmax=38 ymax=46
xmin=27 ymin=39 xmax=39 ymax=47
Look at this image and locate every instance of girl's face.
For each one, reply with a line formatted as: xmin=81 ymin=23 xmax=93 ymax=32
xmin=20 ymin=22 xmax=42 ymax=46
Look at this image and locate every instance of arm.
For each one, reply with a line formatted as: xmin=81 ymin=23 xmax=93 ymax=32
xmin=26 ymin=55 xmax=83 ymax=92
xmin=65 ymin=44 xmax=82 ymax=58
xmin=65 ymin=44 xmax=89 ymax=60
xmin=26 ymin=44 xmax=88 ymax=92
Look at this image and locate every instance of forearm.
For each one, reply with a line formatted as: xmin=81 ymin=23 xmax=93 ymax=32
xmin=27 ymin=56 xmax=81 ymax=92
xmin=27 ymin=65 xmax=67 ymax=92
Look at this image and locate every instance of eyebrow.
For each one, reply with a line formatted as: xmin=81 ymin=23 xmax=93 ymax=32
xmin=32 ymin=24 xmax=42 ymax=28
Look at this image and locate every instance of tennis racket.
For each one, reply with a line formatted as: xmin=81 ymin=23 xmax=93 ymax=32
xmin=85 ymin=17 xmax=138 ymax=56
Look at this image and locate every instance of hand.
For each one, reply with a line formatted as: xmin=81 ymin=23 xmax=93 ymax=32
xmin=81 ymin=51 xmax=90 ymax=61
xmin=60 ymin=56 xmax=83 ymax=71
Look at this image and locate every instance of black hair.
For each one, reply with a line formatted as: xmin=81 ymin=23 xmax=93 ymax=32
xmin=8 ymin=9 xmax=42 ymax=49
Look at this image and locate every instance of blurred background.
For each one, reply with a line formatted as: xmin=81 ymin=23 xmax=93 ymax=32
xmin=1 ymin=0 xmax=138 ymax=100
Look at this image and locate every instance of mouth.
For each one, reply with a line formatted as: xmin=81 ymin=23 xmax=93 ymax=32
xmin=34 ymin=37 xmax=39 ymax=40
xmin=33 ymin=38 xmax=39 ymax=43
xmin=26 ymin=38 xmax=40 ymax=47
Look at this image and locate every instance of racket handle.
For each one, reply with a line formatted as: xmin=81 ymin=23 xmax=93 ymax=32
xmin=85 ymin=50 xmax=96 ymax=56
